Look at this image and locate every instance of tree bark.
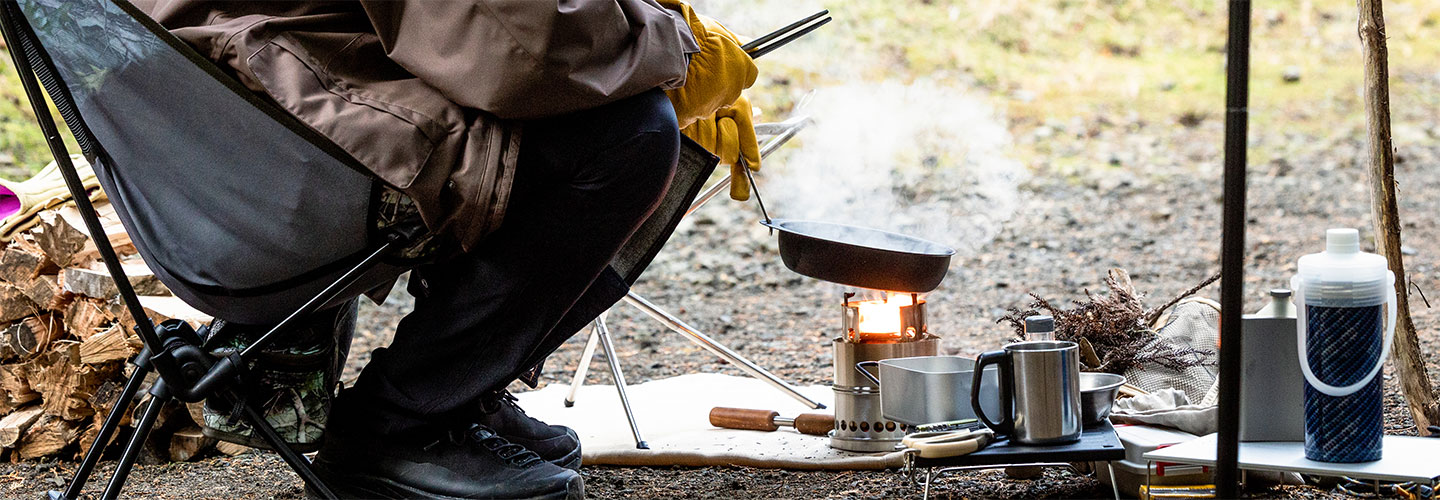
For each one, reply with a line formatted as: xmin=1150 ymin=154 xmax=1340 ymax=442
xmin=1358 ymin=0 xmax=1439 ymax=435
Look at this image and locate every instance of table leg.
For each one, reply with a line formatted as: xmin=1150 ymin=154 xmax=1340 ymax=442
xmin=1146 ymin=460 xmax=1153 ymax=499
xmin=1108 ymin=463 xmax=1120 ymax=500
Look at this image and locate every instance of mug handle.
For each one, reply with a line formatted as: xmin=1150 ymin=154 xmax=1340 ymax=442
xmin=854 ymin=361 xmax=882 ymax=387
xmin=972 ymin=350 xmax=1013 ymax=435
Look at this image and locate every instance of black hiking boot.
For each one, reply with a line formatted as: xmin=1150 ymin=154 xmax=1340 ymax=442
xmin=307 ymin=423 xmax=582 ymax=500
xmin=476 ymin=390 xmax=581 ymax=470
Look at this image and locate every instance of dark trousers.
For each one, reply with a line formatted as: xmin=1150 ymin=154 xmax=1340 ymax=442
xmin=339 ymin=89 xmax=680 ymax=435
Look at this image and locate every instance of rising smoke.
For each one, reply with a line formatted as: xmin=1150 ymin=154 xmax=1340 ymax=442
xmin=691 ymin=0 xmax=1028 ymax=256
xmin=764 ymin=81 xmax=1026 ymax=256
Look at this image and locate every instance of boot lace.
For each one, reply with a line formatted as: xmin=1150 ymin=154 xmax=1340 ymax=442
xmin=458 ymin=424 xmax=544 ymax=468
xmin=481 ymin=390 xmax=527 ymax=415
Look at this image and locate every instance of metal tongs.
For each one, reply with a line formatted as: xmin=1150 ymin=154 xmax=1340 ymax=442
xmin=743 ymin=10 xmax=831 ymax=59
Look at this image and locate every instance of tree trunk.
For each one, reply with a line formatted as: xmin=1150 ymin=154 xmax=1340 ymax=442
xmin=1358 ymin=0 xmax=1439 ymax=435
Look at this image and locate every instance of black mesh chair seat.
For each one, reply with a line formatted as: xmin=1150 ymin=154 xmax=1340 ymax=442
xmin=0 ymin=0 xmax=716 ymax=498
xmin=6 ymin=0 xmax=714 ymax=324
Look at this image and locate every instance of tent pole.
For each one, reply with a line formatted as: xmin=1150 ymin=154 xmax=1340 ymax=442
xmin=1217 ymin=0 xmax=1251 ymax=496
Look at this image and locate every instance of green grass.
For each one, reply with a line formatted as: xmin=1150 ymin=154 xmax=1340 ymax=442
xmin=735 ymin=0 xmax=1440 ymax=137
xmin=0 ymin=48 xmax=79 ymax=180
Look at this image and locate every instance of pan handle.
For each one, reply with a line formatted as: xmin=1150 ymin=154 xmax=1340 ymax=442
xmin=854 ymin=361 xmax=882 ymax=387
xmin=740 ymin=159 xmax=772 ymax=225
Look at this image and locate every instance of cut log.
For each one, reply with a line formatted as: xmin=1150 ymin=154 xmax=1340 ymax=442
xmin=185 ymin=401 xmax=206 ymax=429
xmin=55 ymin=205 xmax=134 ymax=266
xmin=168 ymin=425 xmax=216 ymax=462
xmin=0 ymin=363 xmax=39 ymax=408
xmin=19 ymin=274 xmax=66 ymax=311
xmin=0 ymin=283 xmax=38 ymax=324
xmin=137 ymin=295 xmax=210 ymax=329
xmin=30 ymin=205 xmax=134 ymax=269
xmin=0 ymin=404 xmax=44 ymax=448
xmin=0 ymin=245 xmax=56 ymax=284
xmin=0 ymin=324 xmax=15 ymax=362
xmin=111 ymin=295 xmax=212 ymax=334
xmin=16 ymin=414 xmax=78 ymax=459
xmin=62 ymin=298 xmax=115 ymax=341
xmin=74 ymin=419 xmax=99 ymax=459
xmin=32 ymin=343 xmax=121 ymax=421
xmin=30 ymin=211 xmax=90 ymax=269
xmin=78 ymin=325 xmax=139 ymax=365
xmin=61 ymin=265 xmax=168 ymax=301
xmin=214 ymin=440 xmax=250 ymax=456
xmin=7 ymin=314 xmax=62 ymax=359
xmin=88 ymin=377 xmax=130 ymax=426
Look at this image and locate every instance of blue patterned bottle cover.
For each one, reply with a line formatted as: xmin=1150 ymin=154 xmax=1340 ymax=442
xmin=1303 ymin=304 xmax=1383 ymax=462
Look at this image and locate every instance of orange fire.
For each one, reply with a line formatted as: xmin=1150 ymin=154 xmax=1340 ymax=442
xmin=853 ymin=292 xmax=916 ymax=341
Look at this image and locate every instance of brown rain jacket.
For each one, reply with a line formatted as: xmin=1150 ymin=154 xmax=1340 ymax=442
xmin=132 ymin=0 xmax=698 ymax=249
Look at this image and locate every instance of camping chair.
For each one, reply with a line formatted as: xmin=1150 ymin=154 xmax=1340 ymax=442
xmin=0 ymin=0 xmax=817 ymax=498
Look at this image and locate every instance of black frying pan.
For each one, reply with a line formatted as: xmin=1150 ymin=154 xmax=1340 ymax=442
xmin=759 ymin=218 xmax=955 ymax=292
xmin=736 ymin=135 xmax=956 ymax=293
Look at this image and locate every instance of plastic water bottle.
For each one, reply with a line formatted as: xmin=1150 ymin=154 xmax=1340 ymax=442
xmin=1290 ymin=228 xmax=1395 ymax=463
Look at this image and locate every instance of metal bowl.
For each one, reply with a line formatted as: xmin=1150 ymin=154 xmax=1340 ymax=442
xmin=1079 ymin=372 xmax=1127 ymax=425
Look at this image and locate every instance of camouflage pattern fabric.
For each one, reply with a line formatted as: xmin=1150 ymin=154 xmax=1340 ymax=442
xmin=200 ymin=301 xmax=355 ymax=452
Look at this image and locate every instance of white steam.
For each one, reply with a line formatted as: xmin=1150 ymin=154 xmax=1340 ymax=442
xmin=687 ymin=0 xmax=1028 ymax=256
xmin=765 ymin=81 xmax=1026 ymax=256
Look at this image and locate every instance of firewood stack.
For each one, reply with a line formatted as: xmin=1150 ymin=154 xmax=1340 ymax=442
xmin=0 ymin=202 xmax=231 ymax=463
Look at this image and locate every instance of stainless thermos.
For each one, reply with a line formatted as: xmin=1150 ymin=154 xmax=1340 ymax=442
xmin=971 ymin=341 xmax=1083 ymax=445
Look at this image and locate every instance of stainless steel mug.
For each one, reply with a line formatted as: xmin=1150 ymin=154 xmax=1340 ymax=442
xmin=970 ymin=341 xmax=1082 ymax=445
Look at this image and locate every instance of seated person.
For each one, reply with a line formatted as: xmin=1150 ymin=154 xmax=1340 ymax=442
xmin=134 ymin=0 xmax=763 ymax=498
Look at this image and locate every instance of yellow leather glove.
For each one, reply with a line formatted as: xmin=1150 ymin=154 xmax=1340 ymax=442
xmin=681 ymin=94 xmax=760 ymax=200
xmin=658 ymin=0 xmax=758 ymax=129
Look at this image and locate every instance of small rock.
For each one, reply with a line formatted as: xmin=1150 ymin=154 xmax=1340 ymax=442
xmin=1282 ymin=66 xmax=1302 ymax=83
xmin=1402 ymin=246 xmax=1418 ymax=256
xmin=1159 ymin=80 xmax=1177 ymax=92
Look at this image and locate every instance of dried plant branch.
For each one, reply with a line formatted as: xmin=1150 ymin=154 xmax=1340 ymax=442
xmin=1144 ymin=272 xmax=1221 ymax=327
xmin=997 ymin=268 xmax=1220 ymax=374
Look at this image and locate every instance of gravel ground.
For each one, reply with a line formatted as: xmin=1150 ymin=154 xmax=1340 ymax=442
xmin=7 ymin=72 xmax=1440 ymax=499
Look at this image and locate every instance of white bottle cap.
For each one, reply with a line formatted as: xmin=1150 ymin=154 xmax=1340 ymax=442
xmin=1326 ymin=228 xmax=1360 ymax=254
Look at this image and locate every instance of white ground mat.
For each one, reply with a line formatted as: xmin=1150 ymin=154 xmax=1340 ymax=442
xmin=514 ymin=373 xmax=907 ymax=470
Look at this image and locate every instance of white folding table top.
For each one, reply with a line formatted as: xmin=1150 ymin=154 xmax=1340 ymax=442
xmin=1143 ymin=434 xmax=1440 ymax=485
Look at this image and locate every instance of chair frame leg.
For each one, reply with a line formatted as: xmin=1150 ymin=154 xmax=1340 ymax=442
xmin=57 ymin=348 xmax=152 ymax=500
xmin=100 ymin=380 xmax=171 ymax=500
xmin=563 ymin=326 xmax=601 ymax=408
xmin=557 ymin=291 xmax=824 ymax=448
xmin=622 ymin=292 xmax=824 ymax=410
xmin=594 ymin=314 xmax=648 ymax=449
xmin=229 ymin=388 xmax=336 ymax=499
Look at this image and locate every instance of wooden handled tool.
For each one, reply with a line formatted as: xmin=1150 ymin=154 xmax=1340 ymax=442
xmin=709 ymin=407 xmax=833 ymax=436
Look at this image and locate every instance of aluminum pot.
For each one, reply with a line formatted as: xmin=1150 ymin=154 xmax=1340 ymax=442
xmin=855 ymin=356 xmax=1002 ymax=426
xmin=1079 ymin=372 xmax=1126 ymax=425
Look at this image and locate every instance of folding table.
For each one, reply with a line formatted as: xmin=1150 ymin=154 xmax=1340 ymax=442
xmin=1144 ymin=433 xmax=1440 ymax=493
xmin=903 ymin=421 xmax=1127 ymax=500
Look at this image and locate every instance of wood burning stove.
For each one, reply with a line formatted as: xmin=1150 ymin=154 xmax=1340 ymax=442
xmin=830 ymin=290 xmax=938 ymax=452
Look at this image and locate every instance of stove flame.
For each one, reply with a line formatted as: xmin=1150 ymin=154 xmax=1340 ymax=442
xmin=853 ymin=292 xmax=916 ymax=341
